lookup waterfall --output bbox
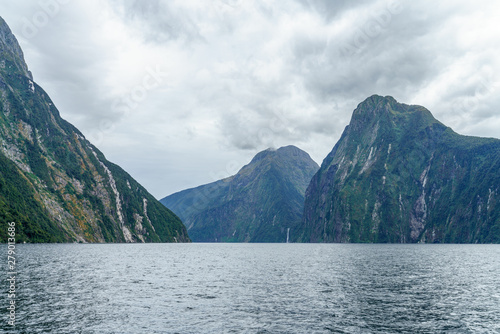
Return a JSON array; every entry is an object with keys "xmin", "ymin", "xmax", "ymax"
[{"xmin": 286, "ymin": 228, "xmax": 290, "ymax": 243}]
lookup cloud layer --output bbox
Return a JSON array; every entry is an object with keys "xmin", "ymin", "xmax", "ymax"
[{"xmin": 2, "ymin": 0, "xmax": 500, "ymax": 197}]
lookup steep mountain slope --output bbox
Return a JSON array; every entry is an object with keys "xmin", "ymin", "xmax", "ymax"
[
  {"xmin": 161, "ymin": 146, "xmax": 319, "ymax": 242},
  {"xmin": 298, "ymin": 95, "xmax": 500, "ymax": 243},
  {"xmin": 0, "ymin": 17, "xmax": 189, "ymax": 243}
]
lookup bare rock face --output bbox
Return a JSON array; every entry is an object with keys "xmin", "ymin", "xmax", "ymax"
[
  {"xmin": 0, "ymin": 17, "xmax": 189, "ymax": 243},
  {"xmin": 299, "ymin": 95, "xmax": 500, "ymax": 243}
]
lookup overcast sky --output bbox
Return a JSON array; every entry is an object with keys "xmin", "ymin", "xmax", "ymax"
[{"xmin": 2, "ymin": 0, "xmax": 500, "ymax": 198}]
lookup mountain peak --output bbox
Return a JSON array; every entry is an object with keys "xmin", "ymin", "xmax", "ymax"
[
  {"xmin": 361, "ymin": 94, "xmax": 397, "ymax": 106},
  {"xmin": 0, "ymin": 16, "xmax": 188, "ymax": 243},
  {"xmin": 277, "ymin": 145, "xmax": 303, "ymax": 155},
  {"xmin": 300, "ymin": 96, "xmax": 500, "ymax": 244},
  {"xmin": 352, "ymin": 95, "xmax": 403, "ymax": 118},
  {"xmin": 251, "ymin": 145, "xmax": 312, "ymax": 164},
  {"xmin": 0, "ymin": 16, "xmax": 31, "ymax": 78},
  {"xmin": 161, "ymin": 145, "xmax": 319, "ymax": 242},
  {"xmin": 347, "ymin": 94, "xmax": 440, "ymax": 137}
]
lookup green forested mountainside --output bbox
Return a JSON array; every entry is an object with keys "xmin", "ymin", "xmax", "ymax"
[
  {"xmin": 0, "ymin": 16, "xmax": 189, "ymax": 243},
  {"xmin": 161, "ymin": 146, "xmax": 319, "ymax": 242},
  {"xmin": 0, "ymin": 152, "xmax": 66, "ymax": 242},
  {"xmin": 298, "ymin": 95, "xmax": 500, "ymax": 243}
]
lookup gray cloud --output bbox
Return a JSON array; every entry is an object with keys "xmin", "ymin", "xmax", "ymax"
[
  {"xmin": 109, "ymin": 0, "xmax": 203, "ymax": 43},
  {"xmin": 290, "ymin": 1, "xmax": 441, "ymax": 101},
  {"xmin": 297, "ymin": 0, "xmax": 377, "ymax": 22},
  {"xmin": 1, "ymin": 0, "xmax": 500, "ymax": 197}
]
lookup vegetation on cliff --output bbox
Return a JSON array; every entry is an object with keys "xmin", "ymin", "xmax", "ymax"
[
  {"xmin": 0, "ymin": 17, "xmax": 189, "ymax": 243},
  {"xmin": 162, "ymin": 146, "xmax": 319, "ymax": 242},
  {"xmin": 299, "ymin": 95, "xmax": 500, "ymax": 243}
]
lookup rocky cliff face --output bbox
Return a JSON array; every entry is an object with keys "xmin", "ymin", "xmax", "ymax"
[
  {"xmin": 161, "ymin": 145, "xmax": 319, "ymax": 242},
  {"xmin": 0, "ymin": 17, "xmax": 189, "ymax": 243},
  {"xmin": 299, "ymin": 95, "xmax": 500, "ymax": 243}
]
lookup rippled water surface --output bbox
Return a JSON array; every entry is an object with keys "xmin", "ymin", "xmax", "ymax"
[{"xmin": 1, "ymin": 244, "xmax": 500, "ymax": 333}]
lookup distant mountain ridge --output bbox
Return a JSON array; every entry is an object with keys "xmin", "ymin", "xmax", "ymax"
[
  {"xmin": 297, "ymin": 95, "xmax": 500, "ymax": 243},
  {"xmin": 161, "ymin": 145, "xmax": 319, "ymax": 242},
  {"xmin": 0, "ymin": 16, "xmax": 189, "ymax": 242}
]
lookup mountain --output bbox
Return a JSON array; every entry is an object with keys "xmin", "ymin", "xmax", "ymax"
[
  {"xmin": 298, "ymin": 95, "xmax": 500, "ymax": 243},
  {"xmin": 0, "ymin": 17, "xmax": 189, "ymax": 243},
  {"xmin": 161, "ymin": 145, "xmax": 319, "ymax": 242}
]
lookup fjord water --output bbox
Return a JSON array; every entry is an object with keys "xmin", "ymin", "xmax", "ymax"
[{"xmin": 2, "ymin": 244, "xmax": 500, "ymax": 333}]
